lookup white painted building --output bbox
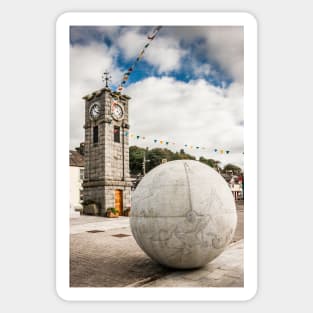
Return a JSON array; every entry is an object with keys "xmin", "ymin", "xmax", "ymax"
[
  {"xmin": 229, "ymin": 176, "xmax": 243, "ymax": 200},
  {"xmin": 70, "ymin": 149, "xmax": 84, "ymax": 217}
]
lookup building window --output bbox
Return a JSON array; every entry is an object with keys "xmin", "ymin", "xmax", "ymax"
[
  {"xmin": 79, "ymin": 168, "xmax": 84, "ymax": 180},
  {"xmin": 93, "ymin": 126, "xmax": 98, "ymax": 144},
  {"xmin": 114, "ymin": 126, "xmax": 120, "ymax": 143}
]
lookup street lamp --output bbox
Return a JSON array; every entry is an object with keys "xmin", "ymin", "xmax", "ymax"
[{"xmin": 142, "ymin": 151, "xmax": 151, "ymax": 175}]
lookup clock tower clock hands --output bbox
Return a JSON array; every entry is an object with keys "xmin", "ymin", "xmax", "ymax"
[
  {"xmin": 82, "ymin": 83, "xmax": 131, "ymax": 216},
  {"xmin": 81, "ymin": 27, "xmax": 163, "ymax": 216},
  {"xmin": 112, "ymin": 102, "xmax": 124, "ymax": 121},
  {"xmin": 89, "ymin": 102, "xmax": 101, "ymax": 120},
  {"xmin": 101, "ymin": 71, "xmax": 125, "ymax": 121}
]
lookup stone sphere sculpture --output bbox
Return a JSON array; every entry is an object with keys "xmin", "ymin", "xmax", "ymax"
[{"xmin": 130, "ymin": 160, "xmax": 237, "ymax": 269}]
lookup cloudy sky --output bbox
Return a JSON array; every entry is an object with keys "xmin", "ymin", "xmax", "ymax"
[{"xmin": 70, "ymin": 26, "xmax": 244, "ymax": 168}]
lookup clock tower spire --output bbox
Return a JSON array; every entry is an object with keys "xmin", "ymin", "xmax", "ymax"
[
  {"xmin": 101, "ymin": 71, "xmax": 111, "ymax": 88},
  {"xmin": 82, "ymin": 74, "xmax": 132, "ymax": 216}
]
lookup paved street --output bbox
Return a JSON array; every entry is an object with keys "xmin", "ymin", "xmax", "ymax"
[
  {"xmin": 70, "ymin": 202, "xmax": 243, "ymax": 287},
  {"xmin": 70, "ymin": 216, "xmax": 130, "ymax": 235}
]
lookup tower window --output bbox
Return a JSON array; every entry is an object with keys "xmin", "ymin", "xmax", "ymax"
[
  {"xmin": 93, "ymin": 126, "xmax": 99, "ymax": 144},
  {"xmin": 114, "ymin": 126, "xmax": 120, "ymax": 143}
]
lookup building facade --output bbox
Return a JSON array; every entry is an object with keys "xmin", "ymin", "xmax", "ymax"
[
  {"xmin": 69, "ymin": 149, "xmax": 84, "ymax": 217},
  {"xmin": 82, "ymin": 87, "xmax": 132, "ymax": 216}
]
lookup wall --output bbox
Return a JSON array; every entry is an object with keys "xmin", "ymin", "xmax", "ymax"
[{"xmin": 69, "ymin": 166, "xmax": 83, "ymax": 209}]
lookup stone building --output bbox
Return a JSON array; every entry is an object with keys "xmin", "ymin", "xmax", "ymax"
[
  {"xmin": 69, "ymin": 147, "xmax": 84, "ymax": 217},
  {"xmin": 82, "ymin": 87, "xmax": 132, "ymax": 216}
]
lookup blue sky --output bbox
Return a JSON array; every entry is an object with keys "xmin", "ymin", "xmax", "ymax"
[
  {"xmin": 70, "ymin": 26, "xmax": 244, "ymax": 168},
  {"xmin": 70, "ymin": 26, "xmax": 234, "ymax": 89}
]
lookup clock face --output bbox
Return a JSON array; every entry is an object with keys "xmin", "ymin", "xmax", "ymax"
[
  {"xmin": 112, "ymin": 103, "xmax": 124, "ymax": 120},
  {"xmin": 89, "ymin": 102, "xmax": 101, "ymax": 120}
]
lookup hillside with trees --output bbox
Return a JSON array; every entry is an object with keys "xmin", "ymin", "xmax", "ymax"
[
  {"xmin": 129, "ymin": 146, "xmax": 242, "ymax": 177},
  {"xmin": 129, "ymin": 146, "xmax": 195, "ymax": 176}
]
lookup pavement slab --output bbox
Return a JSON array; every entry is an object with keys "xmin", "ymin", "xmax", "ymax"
[
  {"xmin": 70, "ymin": 203, "xmax": 243, "ymax": 287},
  {"xmin": 130, "ymin": 240, "xmax": 243, "ymax": 287}
]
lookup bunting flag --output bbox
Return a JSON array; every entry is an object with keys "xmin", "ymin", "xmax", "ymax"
[
  {"xmin": 124, "ymin": 132, "xmax": 243, "ymax": 155},
  {"xmin": 138, "ymin": 50, "xmax": 145, "ymax": 59},
  {"xmin": 115, "ymin": 26, "xmax": 162, "ymax": 93},
  {"xmin": 107, "ymin": 27, "xmax": 241, "ymax": 157},
  {"xmin": 147, "ymin": 26, "xmax": 162, "ymax": 40}
]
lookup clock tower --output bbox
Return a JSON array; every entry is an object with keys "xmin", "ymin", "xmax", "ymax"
[{"xmin": 82, "ymin": 82, "xmax": 132, "ymax": 216}]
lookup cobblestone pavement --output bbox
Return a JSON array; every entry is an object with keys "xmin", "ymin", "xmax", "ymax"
[{"xmin": 70, "ymin": 202, "xmax": 244, "ymax": 287}]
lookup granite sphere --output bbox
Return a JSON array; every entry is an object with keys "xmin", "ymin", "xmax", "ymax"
[{"xmin": 130, "ymin": 160, "xmax": 237, "ymax": 269}]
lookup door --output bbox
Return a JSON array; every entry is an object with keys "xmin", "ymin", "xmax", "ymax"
[{"xmin": 114, "ymin": 190, "xmax": 123, "ymax": 216}]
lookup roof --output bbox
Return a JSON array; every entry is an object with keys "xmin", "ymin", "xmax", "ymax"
[
  {"xmin": 82, "ymin": 87, "xmax": 131, "ymax": 101},
  {"xmin": 70, "ymin": 150, "xmax": 84, "ymax": 167}
]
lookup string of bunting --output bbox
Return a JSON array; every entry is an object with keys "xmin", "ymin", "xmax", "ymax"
[
  {"xmin": 123, "ymin": 131, "xmax": 244, "ymax": 155},
  {"xmin": 109, "ymin": 27, "xmax": 242, "ymax": 156},
  {"xmin": 115, "ymin": 26, "xmax": 162, "ymax": 94}
]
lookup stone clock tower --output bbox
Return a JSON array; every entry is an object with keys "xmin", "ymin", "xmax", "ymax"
[{"xmin": 82, "ymin": 83, "xmax": 132, "ymax": 216}]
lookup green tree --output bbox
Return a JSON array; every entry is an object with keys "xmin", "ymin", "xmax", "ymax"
[
  {"xmin": 222, "ymin": 164, "xmax": 242, "ymax": 175},
  {"xmin": 129, "ymin": 146, "xmax": 146, "ymax": 175},
  {"xmin": 199, "ymin": 156, "xmax": 221, "ymax": 171},
  {"xmin": 146, "ymin": 148, "xmax": 172, "ymax": 172},
  {"xmin": 173, "ymin": 149, "xmax": 196, "ymax": 160},
  {"xmin": 129, "ymin": 146, "xmax": 196, "ymax": 175}
]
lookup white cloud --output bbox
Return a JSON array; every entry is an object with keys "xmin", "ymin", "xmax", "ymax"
[
  {"xmin": 117, "ymin": 29, "xmax": 187, "ymax": 73},
  {"xmin": 70, "ymin": 26, "xmax": 120, "ymax": 44},
  {"xmin": 117, "ymin": 29, "xmax": 146, "ymax": 59},
  {"xmin": 125, "ymin": 76, "xmax": 244, "ymax": 168},
  {"xmin": 70, "ymin": 43, "xmax": 123, "ymax": 148},
  {"xmin": 193, "ymin": 63, "xmax": 212, "ymax": 77},
  {"xmin": 204, "ymin": 27, "xmax": 244, "ymax": 83},
  {"xmin": 165, "ymin": 26, "xmax": 244, "ymax": 83},
  {"xmin": 70, "ymin": 26, "xmax": 244, "ymax": 169}
]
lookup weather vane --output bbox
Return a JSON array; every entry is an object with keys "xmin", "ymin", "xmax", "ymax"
[{"xmin": 102, "ymin": 71, "xmax": 112, "ymax": 88}]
